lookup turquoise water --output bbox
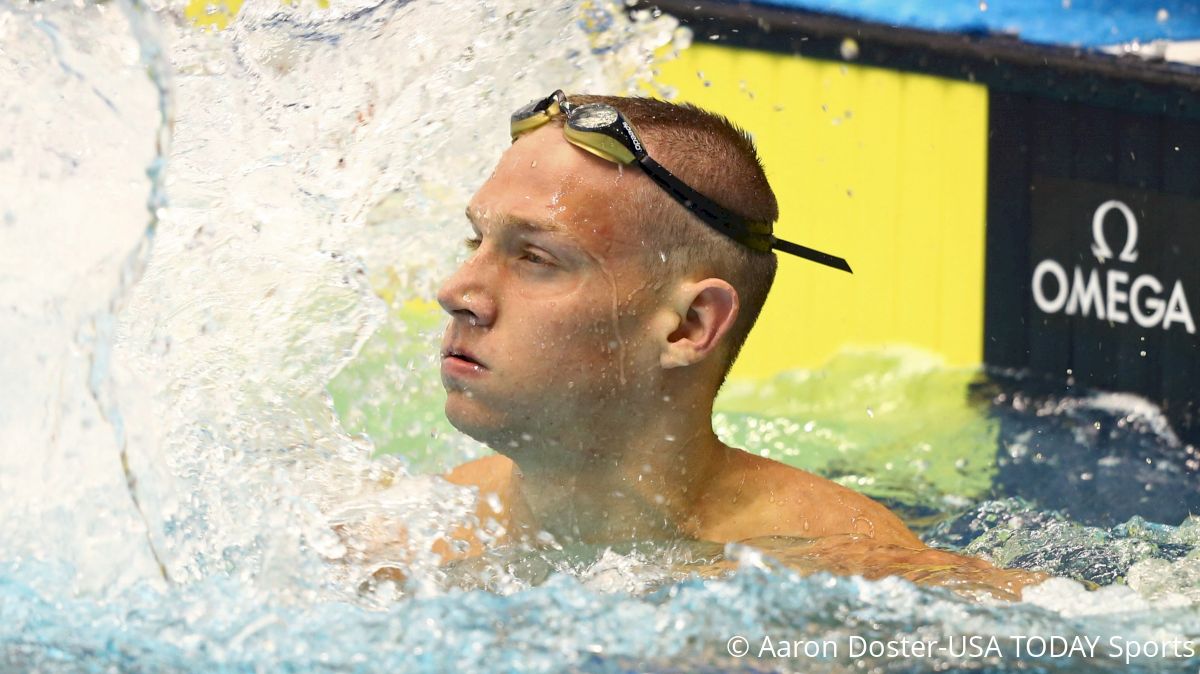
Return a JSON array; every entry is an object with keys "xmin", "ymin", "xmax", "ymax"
[
  {"xmin": 3, "ymin": 0, "xmax": 1200, "ymax": 671},
  {"xmin": 8, "ymin": 333, "xmax": 1200, "ymax": 672}
]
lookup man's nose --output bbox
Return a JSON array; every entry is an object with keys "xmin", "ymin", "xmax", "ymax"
[{"xmin": 436, "ymin": 256, "xmax": 497, "ymax": 328}]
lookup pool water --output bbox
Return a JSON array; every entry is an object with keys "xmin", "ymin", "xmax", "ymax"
[{"xmin": 3, "ymin": 0, "xmax": 1200, "ymax": 671}]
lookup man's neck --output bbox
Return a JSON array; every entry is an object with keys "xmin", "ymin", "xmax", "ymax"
[{"xmin": 498, "ymin": 403, "xmax": 729, "ymax": 546}]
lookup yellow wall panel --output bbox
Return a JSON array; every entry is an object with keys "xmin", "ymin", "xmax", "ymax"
[{"xmin": 655, "ymin": 44, "xmax": 989, "ymax": 378}]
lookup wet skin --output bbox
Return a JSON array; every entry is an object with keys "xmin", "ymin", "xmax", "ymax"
[{"xmin": 430, "ymin": 124, "xmax": 1045, "ymax": 600}]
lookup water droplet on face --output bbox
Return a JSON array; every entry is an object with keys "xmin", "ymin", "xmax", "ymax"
[{"xmin": 530, "ymin": 160, "xmax": 537, "ymax": 168}]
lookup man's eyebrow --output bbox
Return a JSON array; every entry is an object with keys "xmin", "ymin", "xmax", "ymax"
[{"xmin": 464, "ymin": 207, "xmax": 568, "ymax": 235}]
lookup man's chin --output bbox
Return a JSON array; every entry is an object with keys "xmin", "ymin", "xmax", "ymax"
[
  {"xmin": 443, "ymin": 394, "xmax": 507, "ymax": 445},
  {"xmin": 443, "ymin": 395, "xmax": 554, "ymax": 453}
]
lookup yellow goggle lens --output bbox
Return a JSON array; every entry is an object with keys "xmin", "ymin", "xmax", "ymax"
[{"xmin": 562, "ymin": 126, "xmax": 636, "ymax": 165}]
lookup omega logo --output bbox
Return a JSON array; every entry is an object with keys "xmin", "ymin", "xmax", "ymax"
[
  {"xmin": 1031, "ymin": 199, "xmax": 1195, "ymax": 334},
  {"xmin": 1090, "ymin": 200, "xmax": 1139, "ymax": 263}
]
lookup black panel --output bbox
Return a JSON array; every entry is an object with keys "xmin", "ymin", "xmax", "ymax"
[
  {"xmin": 1025, "ymin": 98, "xmax": 1074, "ymax": 382},
  {"xmin": 983, "ymin": 92, "xmax": 1031, "ymax": 370},
  {"xmin": 1160, "ymin": 119, "xmax": 1200, "ymax": 435},
  {"xmin": 1114, "ymin": 111, "xmax": 1163, "ymax": 398},
  {"xmin": 1069, "ymin": 107, "xmax": 1119, "ymax": 391},
  {"xmin": 986, "ymin": 93, "xmax": 1200, "ymax": 444}
]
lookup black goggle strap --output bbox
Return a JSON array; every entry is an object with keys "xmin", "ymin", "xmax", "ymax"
[
  {"xmin": 638, "ymin": 155, "xmax": 772, "ymax": 251},
  {"xmin": 638, "ymin": 156, "xmax": 852, "ymax": 273},
  {"xmin": 770, "ymin": 237, "xmax": 853, "ymax": 273}
]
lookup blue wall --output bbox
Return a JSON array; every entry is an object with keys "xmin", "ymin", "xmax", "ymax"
[{"xmin": 746, "ymin": 0, "xmax": 1200, "ymax": 48}]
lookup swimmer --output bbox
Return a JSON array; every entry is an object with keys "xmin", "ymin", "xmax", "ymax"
[{"xmin": 429, "ymin": 91, "xmax": 1041, "ymax": 598}]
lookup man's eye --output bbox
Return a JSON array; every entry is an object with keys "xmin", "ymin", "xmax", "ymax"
[
  {"xmin": 464, "ymin": 236, "xmax": 482, "ymax": 250},
  {"xmin": 521, "ymin": 249, "xmax": 554, "ymax": 267}
]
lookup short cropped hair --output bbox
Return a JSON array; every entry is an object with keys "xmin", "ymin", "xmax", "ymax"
[{"xmin": 568, "ymin": 95, "xmax": 779, "ymax": 387}]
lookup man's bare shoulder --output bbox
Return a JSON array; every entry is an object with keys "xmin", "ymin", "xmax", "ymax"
[
  {"xmin": 698, "ymin": 447, "xmax": 923, "ymax": 548},
  {"xmin": 443, "ymin": 453, "xmax": 513, "ymax": 492},
  {"xmin": 435, "ymin": 454, "xmax": 516, "ymax": 559}
]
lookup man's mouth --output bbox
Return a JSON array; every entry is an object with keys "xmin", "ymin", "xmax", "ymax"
[{"xmin": 442, "ymin": 347, "xmax": 487, "ymax": 369}]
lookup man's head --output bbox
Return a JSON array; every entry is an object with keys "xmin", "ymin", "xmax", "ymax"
[
  {"xmin": 437, "ymin": 93, "xmax": 778, "ymax": 452},
  {"xmin": 567, "ymin": 94, "xmax": 779, "ymax": 375}
]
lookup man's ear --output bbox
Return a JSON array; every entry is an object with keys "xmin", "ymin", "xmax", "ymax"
[{"xmin": 660, "ymin": 279, "xmax": 740, "ymax": 369}]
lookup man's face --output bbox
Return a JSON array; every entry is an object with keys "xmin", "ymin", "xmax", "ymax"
[{"xmin": 436, "ymin": 124, "xmax": 664, "ymax": 449}]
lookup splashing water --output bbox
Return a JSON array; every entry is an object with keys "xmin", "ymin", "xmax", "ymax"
[
  {"xmin": 1, "ymin": 0, "xmax": 172, "ymax": 596},
  {"xmin": 1, "ymin": 0, "xmax": 677, "ymax": 600},
  {"xmin": 3, "ymin": 0, "xmax": 1200, "ymax": 672}
]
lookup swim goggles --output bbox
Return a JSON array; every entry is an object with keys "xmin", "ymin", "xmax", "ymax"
[{"xmin": 510, "ymin": 90, "xmax": 852, "ymax": 273}]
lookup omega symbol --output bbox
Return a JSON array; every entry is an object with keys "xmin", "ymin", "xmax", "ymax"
[
  {"xmin": 1030, "ymin": 195, "xmax": 1195, "ymax": 334},
  {"xmin": 1091, "ymin": 200, "xmax": 1139, "ymax": 263}
]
